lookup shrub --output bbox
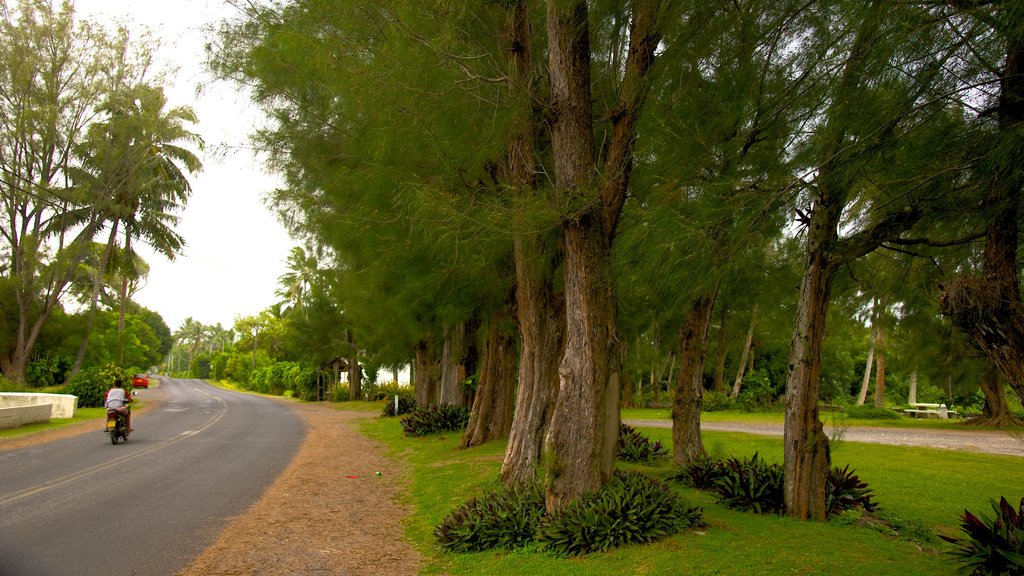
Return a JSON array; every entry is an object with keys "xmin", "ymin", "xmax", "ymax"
[
  {"xmin": 735, "ymin": 369, "xmax": 777, "ymax": 411},
  {"xmin": 827, "ymin": 464, "xmax": 878, "ymax": 516},
  {"xmin": 843, "ymin": 405, "xmax": 901, "ymax": 420},
  {"xmin": 400, "ymin": 403, "xmax": 470, "ymax": 436},
  {"xmin": 26, "ymin": 353, "xmax": 72, "ymax": 388},
  {"xmin": 711, "ymin": 453, "xmax": 786, "ymax": 514},
  {"xmin": 538, "ymin": 470, "xmax": 704, "ymax": 556},
  {"xmin": 435, "ymin": 482, "xmax": 546, "ymax": 552},
  {"xmin": 702, "ymin": 390, "xmax": 733, "ymax": 412},
  {"xmin": 672, "ymin": 454, "xmax": 729, "ymax": 489},
  {"xmin": 382, "ymin": 390, "xmax": 416, "ymax": 417},
  {"xmin": 63, "ymin": 364, "xmax": 134, "ymax": 408},
  {"xmin": 618, "ymin": 423, "xmax": 668, "ymax": 463},
  {"xmin": 941, "ymin": 497, "xmax": 1024, "ymax": 576}
]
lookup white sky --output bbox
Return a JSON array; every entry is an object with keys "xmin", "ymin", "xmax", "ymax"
[{"xmin": 72, "ymin": 0, "xmax": 295, "ymax": 333}]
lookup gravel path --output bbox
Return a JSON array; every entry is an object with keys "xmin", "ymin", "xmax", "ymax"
[{"xmin": 625, "ymin": 419, "xmax": 1024, "ymax": 457}]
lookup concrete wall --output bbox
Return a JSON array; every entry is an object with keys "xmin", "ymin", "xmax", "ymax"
[
  {"xmin": 0, "ymin": 403, "xmax": 52, "ymax": 430},
  {"xmin": 0, "ymin": 393, "xmax": 78, "ymax": 418}
]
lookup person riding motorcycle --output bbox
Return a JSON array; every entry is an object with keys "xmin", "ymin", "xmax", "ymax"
[{"xmin": 104, "ymin": 378, "xmax": 133, "ymax": 432}]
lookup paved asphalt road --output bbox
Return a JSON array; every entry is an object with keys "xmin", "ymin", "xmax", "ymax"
[{"xmin": 0, "ymin": 378, "xmax": 305, "ymax": 576}]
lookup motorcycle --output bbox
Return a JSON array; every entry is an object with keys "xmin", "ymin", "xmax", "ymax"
[{"xmin": 106, "ymin": 405, "xmax": 131, "ymax": 445}]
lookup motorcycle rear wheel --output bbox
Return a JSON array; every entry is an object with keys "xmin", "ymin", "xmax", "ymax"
[{"xmin": 110, "ymin": 427, "xmax": 119, "ymax": 445}]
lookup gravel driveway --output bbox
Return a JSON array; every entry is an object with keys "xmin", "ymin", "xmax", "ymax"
[{"xmin": 624, "ymin": 419, "xmax": 1024, "ymax": 457}]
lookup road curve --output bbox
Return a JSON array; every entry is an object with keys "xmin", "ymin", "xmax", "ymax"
[
  {"xmin": 625, "ymin": 419, "xmax": 1024, "ymax": 457},
  {"xmin": 0, "ymin": 378, "xmax": 305, "ymax": 576}
]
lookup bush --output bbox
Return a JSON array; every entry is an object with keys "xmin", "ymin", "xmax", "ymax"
[
  {"xmin": 400, "ymin": 403, "xmax": 470, "ymax": 436},
  {"xmin": 702, "ymin": 390, "xmax": 733, "ymax": 412},
  {"xmin": 678, "ymin": 454, "xmax": 878, "ymax": 519},
  {"xmin": 538, "ymin": 470, "xmax": 704, "ymax": 556},
  {"xmin": 618, "ymin": 423, "xmax": 668, "ymax": 463},
  {"xmin": 941, "ymin": 497, "xmax": 1024, "ymax": 576},
  {"xmin": 827, "ymin": 465, "xmax": 878, "ymax": 517},
  {"xmin": 843, "ymin": 405, "xmax": 901, "ymax": 420},
  {"xmin": 63, "ymin": 364, "xmax": 134, "ymax": 408},
  {"xmin": 734, "ymin": 369, "xmax": 778, "ymax": 411},
  {"xmin": 435, "ymin": 482, "xmax": 546, "ymax": 552},
  {"xmin": 26, "ymin": 353, "xmax": 72, "ymax": 388},
  {"xmin": 711, "ymin": 453, "xmax": 786, "ymax": 514},
  {"xmin": 382, "ymin": 390, "xmax": 416, "ymax": 417},
  {"xmin": 673, "ymin": 454, "xmax": 729, "ymax": 489}
]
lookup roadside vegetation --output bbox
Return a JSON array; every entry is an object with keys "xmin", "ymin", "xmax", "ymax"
[{"xmin": 364, "ymin": 411, "xmax": 1023, "ymax": 576}]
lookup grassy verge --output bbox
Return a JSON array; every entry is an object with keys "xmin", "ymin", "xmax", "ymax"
[
  {"xmin": 0, "ymin": 407, "xmax": 107, "ymax": 440},
  {"xmin": 363, "ymin": 413, "xmax": 1023, "ymax": 576}
]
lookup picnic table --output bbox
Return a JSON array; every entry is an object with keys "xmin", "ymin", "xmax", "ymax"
[{"xmin": 902, "ymin": 402, "xmax": 958, "ymax": 419}]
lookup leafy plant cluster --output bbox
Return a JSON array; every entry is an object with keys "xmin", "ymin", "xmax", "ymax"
[
  {"xmin": 26, "ymin": 353, "xmax": 73, "ymax": 389},
  {"xmin": 702, "ymin": 391, "xmax": 734, "ymax": 412},
  {"xmin": 400, "ymin": 403, "xmax": 470, "ymax": 436},
  {"xmin": 436, "ymin": 471, "xmax": 704, "ymax": 556},
  {"xmin": 382, "ymin": 390, "xmax": 416, "ymax": 417},
  {"xmin": 248, "ymin": 361, "xmax": 317, "ymax": 398},
  {"xmin": 618, "ymin": 423, "xmax": 668, "ymax": 462},
  {"xmin": 675, "ymin": 453, "xmax": 877, "ymax": 518},
  {"xmin": 941, "ymin": 496, "xmax": 1024, "ymax": 576},
  {"xmin": 435, "ymin": 481, "xmax": 546, "ymax": 552},
  {"xmin": 843, "ymin": 405, "xmax": 901, "ymax": 420},
  {"xmin": 63, "ymin": 364, "xmax": 135, "ymax": 408}
]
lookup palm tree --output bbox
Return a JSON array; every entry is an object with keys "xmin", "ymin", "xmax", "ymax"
[
  {"xmin": 69, "ymin": 84, "xmax": 202, "ymax": 376},
  {"xmin": 276, "ymin": 246, "xmax": 320, "ymax": 316},
  {"xmin": 173, "ymin": 317, "xmax": 207, "ymax": 369}
]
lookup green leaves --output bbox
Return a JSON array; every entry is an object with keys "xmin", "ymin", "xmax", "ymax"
[
  {"xmin": 435, "ymin": 471, "xmax": 704, "ymax": 557},
  {"xmin": 399, "ymin": 403, "xmax": 470, "ymax": 436},
  {"xmin": 537, "ymin": 470, "xmax": 705, "ymax": 556},
  {"xmin": 941, "ymin": 497, "xmax": 1024, "ymax": 576},
  {"xmin": 617, "ymin": 423, "xmax": 668, "ymax": 463}
]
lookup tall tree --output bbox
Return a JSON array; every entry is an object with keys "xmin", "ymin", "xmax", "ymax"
[
  {"xmin": 939, "ymin": 1, "xmax": 1024, "ymax": 405},
  {"xmin": 0, "ymin": 0, "xmax": 120, "ymax": 383},
  {"xmin": 781, "ymin": 0, "xmax": 972, "ymax": 519},
  {"xmin": 542, "ymin": 0, "xmax": 663, "ymax": 508},
  {"xmin": 69, "ymin": 83, "xmax": 201, "ymax": 376}
]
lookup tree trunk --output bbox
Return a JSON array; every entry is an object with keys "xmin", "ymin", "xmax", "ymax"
[
  {"xmin": 940, "ymin": 4, "xmax": 1024, "ymax": 405},
  {"xmin": 502, "ymin": 235, "xmax": 564, "ymax": 485},
  {"xmin": 413, "ymin": 340, "xmax": 439, "ymax": 406},
  {"xmin": 672, "ymin": 292, "xmax": 717, "ymax": 466},
  {"xmin": 969, "ymin": 367, "xmax": 1023, "ymax": 427},
  {"xmin": 71, "ymin": 221, "xmax": 120, "ymax": 379},
  {"xmin": 873, "ymin": 326, "xmax": 886, "ymax": 408},
  {"xmin": 346, "ymin": 329, "xmax": 362, "ymax": 401},
  {"xmin": 855, "ymin": 328, "xmax": 876, "ymax": 405},
  {"xmin": 783, "ymin": 238, "xmax": 834, "ymax": 520},
  {"xmin": 713, "ymin": 330, "xmax": 727, "ymax": 393},
  {"xmin": 461, "ymin": 317, "xmax": 517, "ymax": 448},
  {"xmin": 542, "ymin": 0, "xmax": 661, "ymax": 510},
  {"xmin": 498, "ymin": 0, "xmax": 566, "ymax": 487},
  {"xmin": 621, "ymin": 342, "xmax": 635, "ymax": 409},
  {"xmin": 731, "ymin": 305, "xmax": 758, "ymax": 397},
  {"xmin": 439, "ymin": 323, "xmax": 469, "ymax": 406}
]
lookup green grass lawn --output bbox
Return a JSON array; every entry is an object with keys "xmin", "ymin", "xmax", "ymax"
[
  {"xmin": 363, "ymin": 410, "xmax": 1024, "ymax": 576},
  {"xmin": 0, "ymin": 406, "xmax": 107, "ymax": 440}
]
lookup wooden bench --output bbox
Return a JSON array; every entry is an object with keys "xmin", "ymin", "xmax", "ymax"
[{"xmin": 902, "ymin": 403, "xmax": 958, "ymax": 419}]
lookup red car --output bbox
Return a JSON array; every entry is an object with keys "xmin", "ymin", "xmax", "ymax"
[{"xmin": 132, "ymin": 373, "xmax": 150, "ymax": 388}]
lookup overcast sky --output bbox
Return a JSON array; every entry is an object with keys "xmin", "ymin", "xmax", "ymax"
[{"xmin": 73, "ymin": 0, "xmax": 295, "ymax": 333}]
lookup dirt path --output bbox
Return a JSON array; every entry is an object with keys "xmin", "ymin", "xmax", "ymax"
[
  {"xmin": 177, "ymin": 402, "xmax": 423, "ymax": 576},
  {"xmin": 625, "ymin": 419, "xmax": 1024, "ymax": 457}
]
